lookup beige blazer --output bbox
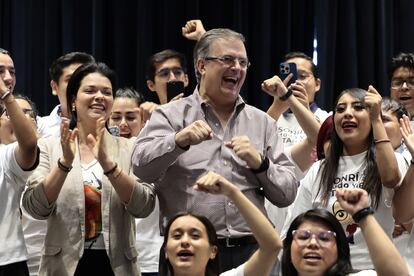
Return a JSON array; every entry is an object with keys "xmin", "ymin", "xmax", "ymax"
[{"xmin": 22, "ymin": 131, "xmax": 155, "ymax": 276}]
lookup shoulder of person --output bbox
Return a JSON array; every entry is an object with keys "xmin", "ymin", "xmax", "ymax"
[{"xmin": 348, "ymin": 269, "xmax": 377, "ymax": 276}]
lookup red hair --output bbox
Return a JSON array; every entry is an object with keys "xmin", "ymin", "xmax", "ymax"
[{"xmin": 316, "ymin": 115, "xmax": 333, "ymax": 160}]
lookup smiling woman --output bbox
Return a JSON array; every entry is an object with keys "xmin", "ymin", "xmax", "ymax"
[
  {"xmin": 159, "ymin": 171, "xmax": 283, "ymax": 276},
  {"xmin": 282, "ymin": 188, "xmax": 409, "ymax": 276},
  {"xmin": 108, "ymin": 87, "xmax": 145, "ymax": 138},
  {"xmin": 22, "ymin": 62, "xmax": 155, "ymax": 276},
  {"xmin": 281, "ymin": 86, "xmax": 407, "ymax": 271}
]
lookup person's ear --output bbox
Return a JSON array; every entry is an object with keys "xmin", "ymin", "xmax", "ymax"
[
  {"xmin": 50, "ymin": 80, "xmax": 58, "ymax": 96},
  {"xmin": 197, "ymin": 59, "xmax": 206, "ymax": 77},
  {"xmin": 314, "ymin": 77, "xmax": 321, "ymax": 93},
  {"xmin": 146, "ymin": 80, "xmax": 156, "ymax": 92},
  {"xmin": 183, "ymin": 74, "xmax": 189, "ymax": 88},
  {"xmin": 210, "ymin": 245, "xmax": 218, "ymax": 259}
]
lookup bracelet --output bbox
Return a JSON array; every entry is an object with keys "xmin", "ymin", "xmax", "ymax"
[
  {"xmin": 251, "ymin": 155, "xmax": 270, "ymax": 174},
  {"xmin": 352, "ymin": 206, "xmax": 374, "ymax": 223},
  {"xmin": 57, "ymin": 158, "xmax": 72, "ymax": 173},
  {"xmin": 112, "ymin": 166, "xmax": 123, "ymax": 179},
  {"xmin": 0, "ymin": 90, "xmax": 11, "ymax": 101},
  {"xmin": 104, "ymin": 162, "xmax": 118, "ymax": 177},
  {"xmin": 374, "ymin": 139, "xmax": 391, "ymax": 144},
  {"xmin": 279, "ymin": 89, "xmax": 292, "ymax": 101}
]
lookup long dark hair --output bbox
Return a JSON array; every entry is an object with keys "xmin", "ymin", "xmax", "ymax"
[
  {"xmin": 66, "ymin": 62, "xmax": 116, "ymax": 128},
  {"xmin": 318, "ymin": 88, "xmax": 382, "ymax": 209},
  {"xmin": 282, "ymin": 209, "xmax": 353, "ymax": 276},
  {"xmin": 159, "ymin": 212, "xmax": 221, "ymax": 276}
]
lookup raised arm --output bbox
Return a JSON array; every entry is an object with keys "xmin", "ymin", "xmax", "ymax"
[
  {"xmin": 0, "ymin": 78, "xmax": 37, "ymax": 169},
  {"xmin": 86, "ymin": 117, "xmax": 155, "ymax": 216},
  {"xmin": 41, "ymin": 118, "xmax": 78, "ymax": 204},
  {"xmin": 336, "ymin": 188, "xmax": 409, "ymax": 276},
  {"xmin": 365, "ymin": 85, "xmax": 401, "ymax": 188},
  {"xmin": 195, "ymin": 172, "xmax": 282, "ymax": 276},
  {"xmin": 182, "ymin": 19, "xmax": 206, "ymax": 41},
  {"xmin": 393, "ymin": 114, "xmax": 414, "ymax": 223},
  {"xmin": 262, "ymin": 75, "xmax": 321, "ymax": 171}
]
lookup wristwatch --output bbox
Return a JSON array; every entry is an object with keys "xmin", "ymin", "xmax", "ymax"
[{"xmin": 279, "ymin": 89, "xmax": 292, "ymax": 101}]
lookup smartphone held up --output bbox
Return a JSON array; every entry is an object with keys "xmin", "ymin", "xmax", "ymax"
[
  {"xmin": 166, "ymin": 80, "xmax": 185, "ymax": 102},
  {"xmin": 279, "ymin": 62, "xmax": 298, "ymax": 87}
]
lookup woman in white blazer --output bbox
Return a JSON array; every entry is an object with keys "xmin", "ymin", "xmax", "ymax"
[{"xmin": 22, "ymin": 62, "xmax": 155, "ymax": 276}]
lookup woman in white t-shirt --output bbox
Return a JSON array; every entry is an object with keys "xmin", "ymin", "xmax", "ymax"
[
  {"xmin": 282, "ymin": 87, "xmax": 407, "ymax": 270},
  {"xmin": 281, "ymin": 188, "xmax": 408, "ymax": 276},
  {"xmin": 158, "ymin": 171, "xmax": 282, "ymax": 276}
]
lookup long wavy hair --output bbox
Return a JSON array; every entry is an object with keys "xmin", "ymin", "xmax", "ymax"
[
  {"xmin": 282, "ymin": 209, "xmax": 353, "ymax": 276},
  {"xmin": 159, "ymin": 212, "xmax": 221, "ymax": 276},
  {"xmin": 318, "ymin": 88, "xmax": 382, "ymax": 209}
]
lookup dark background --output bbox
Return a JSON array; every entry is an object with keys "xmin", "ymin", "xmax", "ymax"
[{"xmin": 1, "ymin": 0, "xmax": 413, "ymax": 116}]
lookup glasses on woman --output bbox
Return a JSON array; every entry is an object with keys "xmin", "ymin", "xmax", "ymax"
[
  {"xmin": 391, "ymin": 77, "xmax": 414, "ymax": 89},
  {"xmin": 292, "ymin": 229, "xmax": 336, "ymax": 248}
]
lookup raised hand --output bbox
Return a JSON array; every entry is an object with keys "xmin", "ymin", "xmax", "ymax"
[
  {"xmin": 261, "ymin": 75, "xmax": 290, "ymax": 98},
  {"xmin": 86, "ymin": 117, "xmax": 111, "ymax": 168},
  {"xmin": 175, "ymin": 120, "xmax": 213, "ymax": 148},
  {"xmin": 140, "ymin": 101, "xmax": 159, "ymax": 123},
  {"xmin": 336, "ymin": 188, "xmax": 370, "ymax": 216},
  {"xmin": 60, "ymin": 117, "xmax": 78, "ymax": 167},
  {"xmin": 289, "ymin": 81, "xmax": 309, "ymax": 109},
  {"xmin": 225, "ymin": 136, "xmax": 262, "ymax": 170},
  {"xmin": 400, "ymin": 114, "xmax": 414, "ymax": 157},
  {"xmin": 194, "ymin": 171, "xmax": 237, "ymax": 197},
  {"xmin": 365, "ymin": 85, "xmax": 382, "ymax": 121},
  {"xmin": 182, "ymin": 19, "xmax": 206, "ymax": 41}
]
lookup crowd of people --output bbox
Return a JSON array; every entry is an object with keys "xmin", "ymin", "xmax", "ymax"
[{"xmin": 0, "ymin": 19, "xmax": 413, "ymax": 276}]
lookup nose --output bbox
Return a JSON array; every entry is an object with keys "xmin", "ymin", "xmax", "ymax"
[
  {"xmin": 343, "ymin": 105, "xmax": 354, "ymax": 118},
  {"xmin": 119, "ymin": 116, "xmax": 128, "ymax": 127},
  {"xmin": 231, "ymin": 59, "xmax": 243, "ymax": 70},
  {"xmin": 401, "ymin": 81, "xmax": 409, "ymax": 90},
  {"xmin": 307, "ymin": 235, "xmax": 320, "ymax": 248},
  {"xmin": 2, "ymin": 69, "xmax": 13, "ymax": 84},
  {"xmin": 180, "ymin": 234, "xmax": 190, "ymax": 247},
  {"xmin": 168, "ymin": 70, "xmax": 178, "ymax": 81},
  {"xmin": 95, "ymin": 90, "xmax": 105, "ymax": 100}
]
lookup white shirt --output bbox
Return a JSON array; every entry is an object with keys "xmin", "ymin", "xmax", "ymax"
[
  {"xmin": 220, "ymin": 263, "xmax": 244, "ymax": 276},
  {"xmin": 135, "ymin": 198, "xmax": 163, "ymax": 273},
  {"xmin": 0, "ymin": 143, "xmax": 35, "ymax": 265},
  {"xmin": 37, "ymin": 105, "xmax": 61, "ymax": 138},
  {"xmin": 281, "ymin": 151, "xmax": 408, "ymax": 270}
]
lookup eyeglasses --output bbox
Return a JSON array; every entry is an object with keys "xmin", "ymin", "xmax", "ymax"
[
  {"xmin": 1, "ymin": 108, "xmax": 36, "ymax": 119},
  {"xmin": 292, "ymin": 229, "xmax": 336, "ymax": 248},
  {"xmin": 156, "ymin": 67, "xmax": 185, "ymax": 79},
  {"xmin": 391, "ymin": 77, "xmax": 414, "ymax": 89},
  {"xmin": 205, "ymin": 55, "xmax": 251, "ymax": 69}
]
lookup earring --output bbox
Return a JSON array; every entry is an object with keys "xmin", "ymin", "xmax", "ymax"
[{"xmin": 72, "ymin": 103, "xmax": 76, "ymax": 112}]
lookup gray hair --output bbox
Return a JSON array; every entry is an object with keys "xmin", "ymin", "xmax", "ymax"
[
  {"xmin": 193, "ymin": 28, "xmax": 246, "ymax": 82},
  {"xmin": 0, "ymin": 48, "xmax": 10, "ymax": 55}
]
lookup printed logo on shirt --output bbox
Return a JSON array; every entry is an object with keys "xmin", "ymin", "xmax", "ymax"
[
  {"xmin": 277, "ymin": 126, "xmax": 306, "ymax": 146},
  {"xmin": 330, "ymin": 170, "xmax": 366, "ymax": 244},
  {"xmin": 84, "ymin": 176, "xmax": 102, "ymax": 241},
  {"xmin": 332, "ymin": 200, "xmax": 358, "ymax": 244}
]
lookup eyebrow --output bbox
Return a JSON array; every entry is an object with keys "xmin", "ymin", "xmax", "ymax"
[{"xmin": 0, "ymin": 65, "xmax": 15, "ymax": 70}]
